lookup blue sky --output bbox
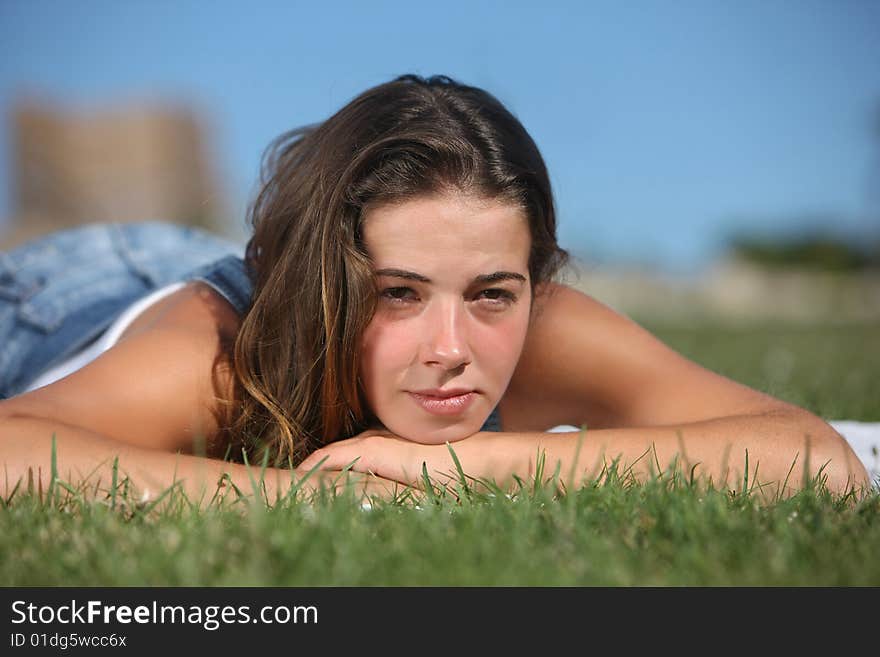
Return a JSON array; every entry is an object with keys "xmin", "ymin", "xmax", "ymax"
[{"xmin": 1, "ymin": 0, "xmax": 878, "ymax": 273}]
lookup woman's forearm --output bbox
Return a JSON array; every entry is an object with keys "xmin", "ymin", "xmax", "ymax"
[
  {"xmin": 0, "ymin": 414, "xmax": 402, "ymax": 507},
  {"xmin": 533, "ymin": 409, "xmax": 871, "ymax": 498}
]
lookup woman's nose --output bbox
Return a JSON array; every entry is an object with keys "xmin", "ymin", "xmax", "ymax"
[{"xmin": 422, "ymin": 300, "xmax": 471, "ymax": 370}]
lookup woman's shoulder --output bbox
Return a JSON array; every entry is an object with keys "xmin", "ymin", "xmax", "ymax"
[
  {"xmin": 525, "ymin": 281, "xmax": 620, "ymax": 340},
  {"xmin": 500, "ymin": 281, "xmax": 785, "ymax": 433},
  {"xmin": 0, "ymin": 281, "xmax": 243, "ymax": 457},
  {"xmin": 501, "ymin": 280, "xmax": 686, "ymax": 430},
  {"xmin": 499, "ymin": 282, "xmax": 621, "ymax": 430}
]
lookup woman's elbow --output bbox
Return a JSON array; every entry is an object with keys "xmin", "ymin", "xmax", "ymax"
[{"xmin": 805, "ymin": 424, "xmax": 872, "ymax": 496}]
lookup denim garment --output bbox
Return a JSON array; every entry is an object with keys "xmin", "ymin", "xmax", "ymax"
[
  {"xmin": 0, "ymin": 221, "xmax": 249, "ymax": 399},
  {"xmin": 481, "ymin": 407, "xmax": 501, "ymax": 432}
]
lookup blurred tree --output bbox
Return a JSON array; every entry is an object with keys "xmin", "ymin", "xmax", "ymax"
[{"xmin": 727, "ymin": 231, "xmax": 878, "ymax": 272}]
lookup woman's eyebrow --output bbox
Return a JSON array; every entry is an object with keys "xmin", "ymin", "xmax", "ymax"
[
  {"xmin": 374, "ymin": 268, "xmax": 526, "ymax": 284},
  {"xmin": 473, "ymin": 271, "xmax": 527, "ymax": 285},
  {"xmin": 374, "ymin": 268, "xmax": 431, "ymax": 282}
]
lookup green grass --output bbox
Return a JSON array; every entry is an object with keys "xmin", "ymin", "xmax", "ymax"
[
  {"xmin": 2, "ymin": 320, "xmax": 879, "ymax": 586},
  {"xmin": 643, "ymin": 318, "xmax": 880, "ymax": 422}
]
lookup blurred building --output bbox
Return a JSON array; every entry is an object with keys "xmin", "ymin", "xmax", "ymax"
[{"xmin": 2, "ymin": 99, "xmax": 227, "ymax": 250}]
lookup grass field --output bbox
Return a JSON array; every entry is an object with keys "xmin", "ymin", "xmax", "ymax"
[
  {"xmin": 2, "ymin": 320, "xmax": 878, "ymax": 586},
  {"xmin": 645, "ymin": 319, "xmax": 880, "ymax": 422}
]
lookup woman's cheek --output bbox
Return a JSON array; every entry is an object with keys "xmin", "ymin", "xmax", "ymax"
[
  {"xmin": 359, "ymin": 318, "xmax": 413, "ymax": 397},
  {"xmin": 482, "ymin": 313, "xmax": 530, "ymax": 378}
]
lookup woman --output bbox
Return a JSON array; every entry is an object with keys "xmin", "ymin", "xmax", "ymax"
[{"xmin": 0, "ymin": 74, "xmax": 872, "ymax": 505}]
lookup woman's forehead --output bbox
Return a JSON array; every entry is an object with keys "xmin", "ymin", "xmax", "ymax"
[{"xmin": 362, "ymin": 193, "xmax": 530, "ymax": 270}]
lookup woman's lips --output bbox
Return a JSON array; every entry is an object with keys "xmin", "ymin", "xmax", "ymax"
[{"xmin": 408, "ymin": 390, "xmax": 476, "ymax": 416}]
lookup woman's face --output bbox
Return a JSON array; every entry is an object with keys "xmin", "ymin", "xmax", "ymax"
[{"xmin": 359, "ymin": 192, "xmax": 532, "ymax": 444}]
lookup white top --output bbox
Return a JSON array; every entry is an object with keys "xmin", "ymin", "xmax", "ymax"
[{"xmin": 24, "ymin": 281, "xmax": 187, "ymax": 393}]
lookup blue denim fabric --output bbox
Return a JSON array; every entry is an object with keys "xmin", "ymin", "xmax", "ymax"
[
  {"xmin": 181, "ymin": 254, "xmax": 255, "ymax": 317},
  {"xmin": 481, "ymin": 407, "xmax": 501, "ymax": 432},
  {"xmin": 0, "ymin": 221, "xmax": 248, "ymax": 399}
]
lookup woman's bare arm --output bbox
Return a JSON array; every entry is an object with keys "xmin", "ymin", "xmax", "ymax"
[
  {"xmin": 530, "ymin": 409, "xmax": 871, "ymax": 497},
  {"xmin": 0, "ymin": 412, "xmax": 403, "ymax": 506},
  {"xmin": 0, "ymin": 282, "xmax": 403, "ymax": 506},
  {"xmin": 485, "ymin": 283, "xmax": 870, "ymax": 496},
  {"xmin": 0, "ymin": 283, "xmax": 239, "ymax": 454},
  {"xmin": 300, "ymin": 406, "xmax": 871, "ymax": 500}
]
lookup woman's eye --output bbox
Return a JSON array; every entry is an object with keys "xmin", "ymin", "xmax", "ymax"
[
  {"xmin": 380, "ymin": 287, "xmax": 418, "ymax": 303},
  {"xmin": 476, "ymin": 288, "xmax": 516, "ymax": 306}
]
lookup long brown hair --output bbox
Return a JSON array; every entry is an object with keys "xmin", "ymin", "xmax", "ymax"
[{"xmin": 221, "ymin": 74, "xmax": 568, "ymax": 468}]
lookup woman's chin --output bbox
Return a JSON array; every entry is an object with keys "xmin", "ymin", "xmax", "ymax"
[{"xmin": 383, "ymin": 418, "xmax": 482, "ymax": 445}]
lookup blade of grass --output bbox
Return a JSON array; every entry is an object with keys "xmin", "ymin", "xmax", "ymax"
[
  {"xmin": 286, "ymin": 454, "xmax": 331, "ymax": 502},
  {"xmin": 54, "ymin": 479, "xmax": 79, "ymax": 501},
  {"xmin": 110, "ymin": 456, "xmax": 119, "ymax": 511},
  {"xmin": 566, "ymin": 425, "xmax": 588, "ymax": 492},
  {"xmin": 548, "ymin": 459, "xmax": 563, "ymax": 497},
  {"xmin": 240, "ymin": 447, "xmax": 270, "ymax": 508},
  {"xmin": 445, "ymin": 442, "xmax": 471, "ymax": 500},
  {"xmin": 45, "ymin": 433, "xmax": 58, "ymax": 507},
  {"xmin": 532, "ymin": 446, "xmax": 546, "ymax": 490},
  {"xmin": 2, "ymin": 478, "xmax": 21, "ymax": 507},
  {"xmin": 801, "ymin": 433, "xmax": 812, "ymax": 491},
  {"xmin": 211, "ymin": 472, "xmax": 245, "ymax": 507},
  {"xmin": 420, "ymin": 461, "xmax": 440, "ymax": 506},
  {"xmin": 257, "ymin": 447, "xmax": 272, "ymax": 505},
  {"xmin": 138, "ymin": 480, "xmax": 183, "ymax": 517}
]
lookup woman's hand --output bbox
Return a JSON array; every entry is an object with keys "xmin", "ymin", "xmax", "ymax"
[
  {"xmin": 298, "ymin": 429, "xmax": 533, "ymax": 491},
  {"xmin": 289, "ymin": 467, "xmax": 409, "ymax": 501}
]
